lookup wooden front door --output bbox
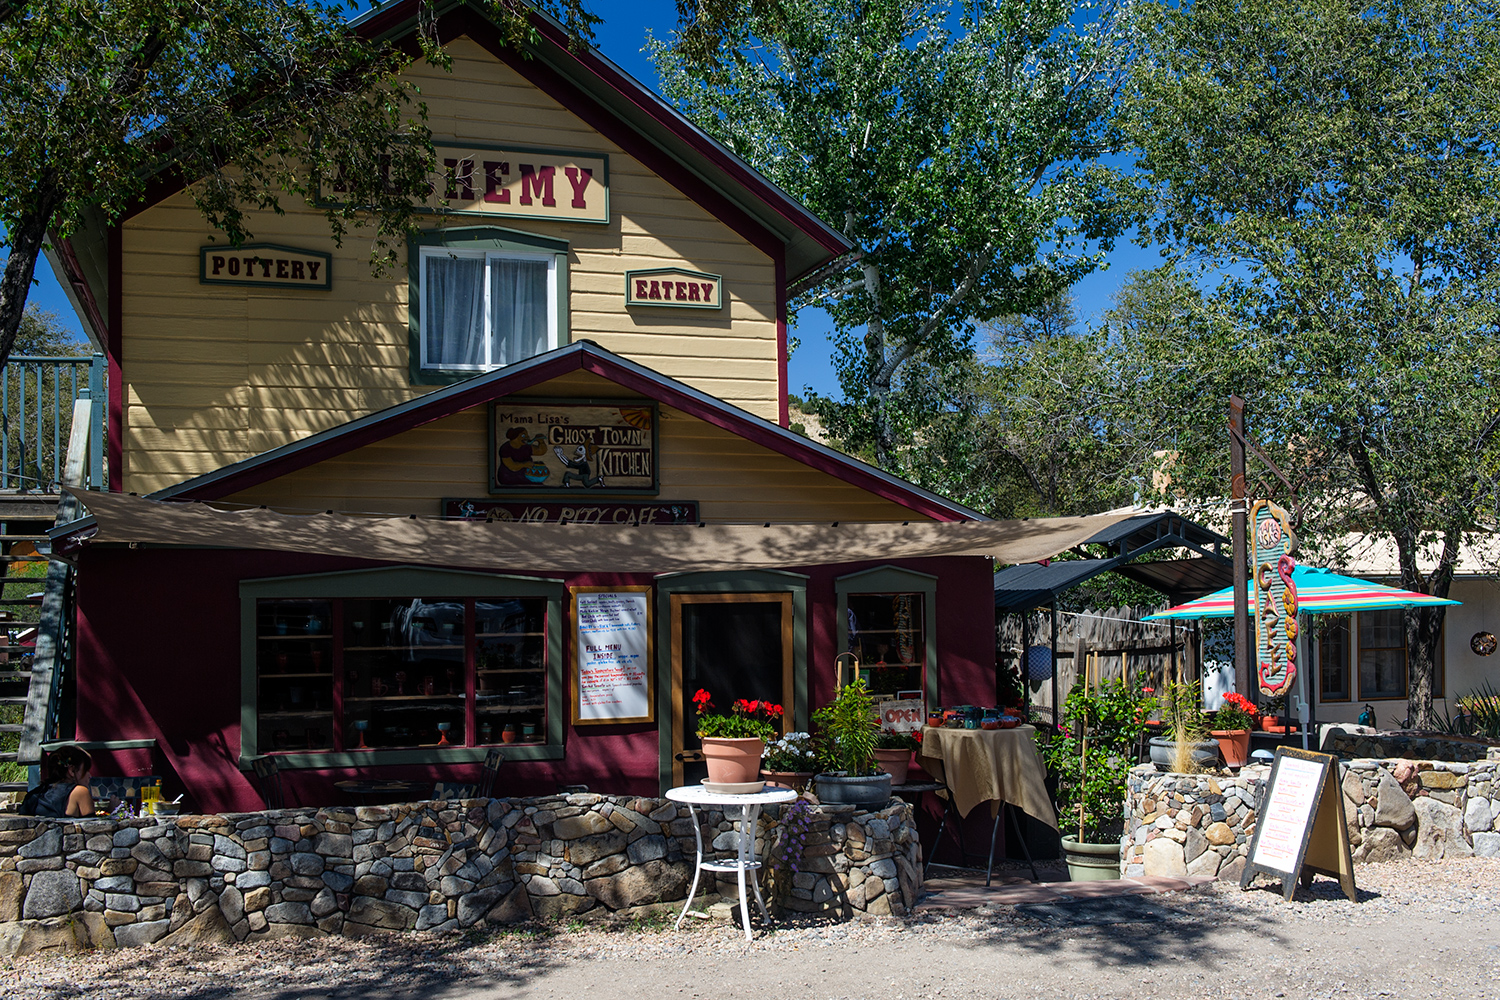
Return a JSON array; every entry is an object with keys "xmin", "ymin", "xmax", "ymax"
[{"xmin": 670, "ymin": 593, "xmax": 794, "ymax": 788}]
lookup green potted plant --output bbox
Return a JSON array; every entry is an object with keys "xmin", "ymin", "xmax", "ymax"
[
  {"xmin": 1043, "ymin": 678, "xmax": 1153, "ymax": 880},
  {"xmin": 1259, "ymin": 692, "xmax": 1291, "ymax": 733},
  {"xmin": 761, "ymin": 731, "xmax": 820, "ymax": 792},
  {"xmin": 812, "ymin": 678, "xmax": 890, "ymax": 807},
  {"xmin": 1147, "ymin": 678, "xmax": 1220, "ymax": 772},
  {"xmin": 1209, "ymin": 692, "xmax": 1258, "ymax": 769},
  {"xmin": 873, "ymin": 729, "xmax": 920, "ymax": 785},
  {"xmin": 692, "ymin": 689, "xmax": 781, "ymax": 786}
]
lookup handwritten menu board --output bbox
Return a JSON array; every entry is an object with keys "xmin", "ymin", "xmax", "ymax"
[
  {"xmin": 571, "ymin": 588, "xmax": 653, "ymax": 725},
  {"xmin": 1241, "ymin": 747, "xmax": 1357, "ymax": 902}
]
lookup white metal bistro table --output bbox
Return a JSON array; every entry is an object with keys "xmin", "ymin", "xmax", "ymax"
[{"xmin": 665, "ymin": 784, "xmax": 798, "ymax": 941}]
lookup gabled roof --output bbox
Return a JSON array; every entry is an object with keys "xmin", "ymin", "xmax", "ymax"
[
  {"xmin": 48, "ymin": 0, "xmax": 852, "ymax": 345},
  {"xmin": 149, "ymin": 341, "xmax": 986, "ymax": 522},
  {"xmin": 993, "ymin": 511, "xmax": 1233, "ymax": 610},
  {"xmin": 356, "ymin": 0, "xmax": 852, "ymax": 280}
]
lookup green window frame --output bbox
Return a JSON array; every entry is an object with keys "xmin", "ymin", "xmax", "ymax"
[
  {"xmin": 240, "ymin": 565, "xmax": 566, "ymax": 769},
  {"xmin": 408, "ymin": 226, "xmax": 571, "ymax": 386},
  {"xmin": 653, "ymin": 570, "xmax": 809, "ymax": 793},
  {"xmin": 835, "ymin": 565, "xmax": 939, "ymax": 709}
]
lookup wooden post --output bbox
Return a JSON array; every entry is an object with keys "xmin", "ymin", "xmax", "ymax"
[
  {"xmin": 1050, "ymin": 602, "xmax": 1060, "ymax": 719},
  {"xmin": 1021, "ymin": 611, "xmax": 1031, "ymax": 716},
  {"xmin": 1230, "ymin": 395, "xmax": 1252, "ymax": 702}
]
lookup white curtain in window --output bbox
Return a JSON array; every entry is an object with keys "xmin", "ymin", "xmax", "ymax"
[
  {"xmin": 424, "ymin": 254, "xmax": 486, "ymax": 367},
  {"xmin": 489, "ymin": 258, "xmax": 550, "ymax": 366}
]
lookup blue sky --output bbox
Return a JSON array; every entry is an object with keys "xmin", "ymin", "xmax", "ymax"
[{"xmin": 22, "ymin": 2, "xmax": 1159, "ymax": 398}]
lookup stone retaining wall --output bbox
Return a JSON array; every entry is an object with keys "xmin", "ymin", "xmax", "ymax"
[
  {"xmin": 1324, "ymin": 731, "xmax": 1500, "ymax": 764},
  {"xmin": 1123, "ymin": 757, "xmax": 1500, "ymax": 879},
  {"xmin": 0, "ymin": 793, "xmax": 921, "ymax": 956}
]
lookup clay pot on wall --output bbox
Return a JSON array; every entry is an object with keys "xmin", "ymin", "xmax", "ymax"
[
  {"xmin": 873, "ymin": 748, "xmax": 913, "ymax": 786},
  {"xmin": 1211, "ymin": 729, "xmax": 1252, "ymax": 769},
  {"xmin": 701, "ymin": 737, "xmax": 766, "ymax": 785}
]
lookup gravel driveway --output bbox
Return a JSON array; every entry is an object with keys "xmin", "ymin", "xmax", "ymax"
[{"xmin": 5, "ymin": 858, "xmax": 1498, "ymax": 1000}]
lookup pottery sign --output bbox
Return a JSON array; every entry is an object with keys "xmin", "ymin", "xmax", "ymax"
[
  {"xmin": 199, "ymin": 244, "xmax": 332, "ymax": 290},
  {"xmin": 1251, "ymin": 499, "xmax": 1299, "ymax": 696}
]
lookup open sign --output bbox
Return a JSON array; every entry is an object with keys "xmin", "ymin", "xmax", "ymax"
[{"xmin": 880, "ymin": 699, "xmax": 924, "ymax": 733}]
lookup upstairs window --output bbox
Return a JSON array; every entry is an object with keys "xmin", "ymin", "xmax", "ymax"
[
  {"xmin": 410, "ymin": 228, "xmax": 569, "ymax": 385},
  {"xmin": 420, "ymin": 248, "xmax": 556, "ymax": 370}
]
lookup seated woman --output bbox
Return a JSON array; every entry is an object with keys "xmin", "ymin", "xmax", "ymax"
[{"xmin": 20, "ymin": 745, "xmax": 105, "ymax": 818}]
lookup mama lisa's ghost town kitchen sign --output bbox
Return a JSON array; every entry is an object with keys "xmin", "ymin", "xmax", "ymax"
[
  {"xmin": 325, "ymin": 142, "xmax": 609, "ymax": 224},
  {"xmin": 625, "ymin": 267, "xmax": 723, "ymax": 309},
  {"xmin": 199, "ymin": 244, "xmax": 332, "ymax": 290},
  {"xmin": 491, "ymin": 400, "xmax": 658, "ymax": 496}
]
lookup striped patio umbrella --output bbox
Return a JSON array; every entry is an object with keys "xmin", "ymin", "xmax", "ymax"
[{"xmin": 1142, "ymin": 564, "xmax": 1460, "ymax": 620}]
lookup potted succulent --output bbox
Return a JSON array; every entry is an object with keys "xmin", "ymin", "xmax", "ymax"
[
  {"xmin": 761, "ymin": 731, "xmax": 820, "ymax": 792},
  {"xmin": 1147, "ymin": 678, "xmax": 1221, "ymax": 772},
  {"xmin": 1043, "ymin": 678, "xmax": 1154, "ymax": 880},
  {"xmin": 812, "ymin": 678, "xmax": 891, "ymax": 807},
  {"xmin": 874, "ymin": 730, "xmax": 920, "ymax": 785},
  {"xmin": 1209, "ymin": 692, "xmax": 1258, "ymax": 769},
  {"xmin": 692, "ymin": 689, "xmax": 782, "ymax": 785}
]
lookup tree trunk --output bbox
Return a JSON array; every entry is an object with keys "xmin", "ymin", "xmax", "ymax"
[
  {"xmin": 1397, "ymin": 529, "xmax": 1457, "ymax": 731},
  {"xmin": 1405, "ymin": 605, "xmax": 1447, "ymax": 730},
  {"xmin": 0, "ymin": 181, "xmax": 62, "ymax": 369}
]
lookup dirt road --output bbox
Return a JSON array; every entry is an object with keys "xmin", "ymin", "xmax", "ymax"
[{"xmin": 5, "ymin": 858, "xmax": 1498, "ymax": 1000}]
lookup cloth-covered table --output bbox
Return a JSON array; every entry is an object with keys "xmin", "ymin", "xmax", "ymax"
[{"xmin": 916, "ymin": 725, "xmax": 1058, "ymax": 828}]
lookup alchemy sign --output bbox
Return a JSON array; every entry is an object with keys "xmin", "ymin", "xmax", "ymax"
[{"xmin": 1251, "ymin": 500, "xmax": 1299, "ymax": 696}]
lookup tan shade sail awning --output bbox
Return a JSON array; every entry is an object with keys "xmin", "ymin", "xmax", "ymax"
[{"xmin": 54, "ymin": 490, "xmax": 1136, "ymax": 573}]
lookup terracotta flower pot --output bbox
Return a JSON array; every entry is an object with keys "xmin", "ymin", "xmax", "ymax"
[
  {"xmin": 873, "ymin": 747, "xmax": 912, "ymax": 786},
  {"xmin": 701, "ymin": 737, "xmax": 765, "ymax": 785},
  {"xmin": 761, "ymin": 770, "xmax": 816, "ymax": 793},
  {"xmin": 1210, "ymin": 729, "xmax": 1251, "ymax": 769}
]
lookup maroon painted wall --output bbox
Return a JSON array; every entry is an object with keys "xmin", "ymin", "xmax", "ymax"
[{"xmin": 73, "ymin": 548, "xmax": 995, "ymax": 813}]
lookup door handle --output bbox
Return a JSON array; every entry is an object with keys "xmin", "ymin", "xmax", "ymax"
[{"xmin": 674, "ymin": 750, "xmax": 705, "ymax": 763}]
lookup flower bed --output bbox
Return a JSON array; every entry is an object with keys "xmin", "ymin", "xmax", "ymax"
[
  {"xmin": 0, "ymin": 793, "xmax": 920, "ymax": 956},
  {"xmin": 1122, "ymin": 750, "xmax": 1500, "ymax": 879}
]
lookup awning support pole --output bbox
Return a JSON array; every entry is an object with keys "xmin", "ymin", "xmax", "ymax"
[{"xmin": 1050, "ymin": 602, "xmax": 1060, "ymax": 721}]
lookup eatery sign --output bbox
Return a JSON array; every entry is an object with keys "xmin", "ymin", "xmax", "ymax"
[
  {"xmin": 199, "ymin": 244, "xmax": 332, "ymax": 290},
  {"xmin": 625, "ymin": 268, "xmax": 723, "ymax": 309},
  {"xmin": 490, "ymin": 400, "xmax": 658, "ymax": 496}
]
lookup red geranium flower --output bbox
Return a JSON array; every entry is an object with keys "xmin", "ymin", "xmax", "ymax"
[{"xmin": 692, "ymin": 689, "xmax": 713, "ymax": 708}]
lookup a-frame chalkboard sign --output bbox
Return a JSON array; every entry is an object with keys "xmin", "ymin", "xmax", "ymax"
[{"xmin": 1239, "ymin": 747, "xmax": 1358, "ymax": 902}]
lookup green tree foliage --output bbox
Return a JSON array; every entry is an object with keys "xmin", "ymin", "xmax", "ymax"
[
  {"xmin": 13, "ymin": 307, "xmax": 88, "ymax": 357},
  {"xmin": 0, "ymin": 0, "xmax": 597, "ymax": 371},
  {"xmin": 653, "ymin": 0, "xmax": 1133, "ymax": 472},
  {"xmin": 1111, "ymin": 0, "xmax": 1500, "ymax": 726},
  {"xmin": 1042, "ymin": 678, "xmax": 1151, "ymax": 842}
]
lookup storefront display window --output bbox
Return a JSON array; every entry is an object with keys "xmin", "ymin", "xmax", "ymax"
[
  {"xmin": 834, "ymin": 566, "xmax": 938, "ymax": 707},
  {"xmin": 243, "ymin": 567, "xmax": 564, "ymax": 764},
  {"xmin": 846, "ymin": 593, "xmax": 924, "ymax": 696},
  {"xmin": 255, "ymin": 595, "xmax": 548, "ymax": 752}
]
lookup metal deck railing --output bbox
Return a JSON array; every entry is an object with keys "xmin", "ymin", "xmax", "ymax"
[{"xmin": 1, "ymin": 354, "xmax": 106, "ymax": 493}]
